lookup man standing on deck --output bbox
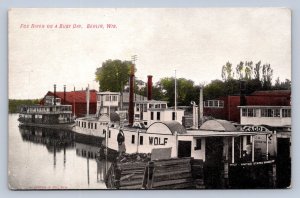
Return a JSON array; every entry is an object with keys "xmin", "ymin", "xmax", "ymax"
[{"xmin": 117, "ymin": 130, "xmax": 126, "ymax": 155}]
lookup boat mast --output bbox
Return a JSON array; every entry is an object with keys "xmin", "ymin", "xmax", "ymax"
[{"xmin": 174, "ymin": 70, "xmax": 177, "ymax": 120}]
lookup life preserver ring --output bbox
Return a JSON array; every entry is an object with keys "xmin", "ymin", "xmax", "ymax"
[{"xmin": 117, "ymin": 130, "xmax": 125, "ymax": 145}]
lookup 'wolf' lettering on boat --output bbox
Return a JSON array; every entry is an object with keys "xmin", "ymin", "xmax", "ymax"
[{"xmin": 149, "ymin": 137, "xmax": 168, "ymax": 145}]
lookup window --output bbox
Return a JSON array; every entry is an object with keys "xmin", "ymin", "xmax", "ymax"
[
  {"xmin": 157, "ymin": 112, "xmax": 161, "ymax": 120},
  {"xmin": 131, "ymin": 135, "xmax": 135, "ymax": 144},
  {"xmin": 161, "ymin": 104, "xmax": 167, "ymax": 109},
  {"xmin": 155, "ymin": 104, "xmax": 160, "ymax": 109},
  {"xmin": 105, "ymin": 95, "xmax": 110, "ymax": 101},
  {"xmin": 151, "ymin": 112, "xmax": 154, "ymax": 120},
  {"xmin": 91, "ymin": 123, "xmax": 93, "ymax": 129},
  {"xmin": 195, "ymin": 139, "xmax": 202, "ymax": 150},
  {"xmin": 242, "ymin": 108, "xmax": 256, "ymax": 117},
  {"xmin": 242, "ymin": 108, "xmax": 247, "ymax": 117},
  {"xmin": 143, "ymin": 104, "xmax": 147, "ymax": 112},
  {"xmin": 109, "ymin": 130, "xmax": 111, "ymax": 138},
  {"xmin": 204, "ymin": 100, "xmax": 224, "ymax": 108},
  {"xmin": 282, "ymin": 109, "xmax": 291, "ymax": 117},
  {"xmin": 112, "ymin": 95, "xmax": 118, "ymax": 101},
  {"xmin": 140, "ymin": 136, "xmax": 144, "ymax": 145},
  {"xmin": 95, "ymin": 123, "xmax": 97, "ymax": 129},
  {"xmin": 248, "ymin": 108, "xmax": 256, "ymax": 117},
  {"xmin": 261, "ymin": 108, "xmax": 280, "ymax": 117},
  {"xmin": 88, "ymin": 122, "xmax": 90, "ymax": 129},
  {"xmin": 172, "ymin": 112, "xmax": 176, "ymax": 120}
]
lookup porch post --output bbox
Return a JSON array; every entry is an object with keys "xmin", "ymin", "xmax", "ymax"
[
  {"xmin": 239, "ymin": 136, "xmax": 242, "ymax": 158},
  {"xmin": 232, "ymin": 136, "xmax": 235, "ymax": 164},
  {"xmin": 252, "ymin": 135, "xmax": 255, "ymax": 162},
  {"xmin": 266, "ymin": 134, "xmax": 269, "ymax": 160}
]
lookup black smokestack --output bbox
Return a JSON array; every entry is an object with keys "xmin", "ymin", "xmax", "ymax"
[
  {"xmin": 128, "ymin": 64, "xmax": 135, "ymax": 126},
  {"xmin": 240, "ymin": 80, "xmax": 246, "ymax": 106},
  {"xmin": 147, "ymin": 75, "xmax": 153, "ymax": 100},
  {"xmin": 54, "ymin": 84, "xmax": 56, "ymax": 106},
  {"xmin": 64, "ymin": 85, "xmax": 66, "ymax": 105}
]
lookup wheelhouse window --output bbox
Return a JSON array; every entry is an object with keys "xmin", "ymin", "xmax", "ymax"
[
  {"xmin": 242, "ymin": 108, "xmax": 257, "ymax": 117},
  {"xmin": 261, "ymin": 108, "xmax": 280, "ymax": 117},
  {"xmin": 282, "ymin": 108, "xmax": 291, "ymax": 117}
]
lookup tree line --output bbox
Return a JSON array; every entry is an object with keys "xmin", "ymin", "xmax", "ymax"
[
  {"xmin": 95, "ymin": 60, "xmax": 291, "ymax": 107},
  {"xmin": 9, "ymin": 99, "xmax": 40, "ymax": 113}
]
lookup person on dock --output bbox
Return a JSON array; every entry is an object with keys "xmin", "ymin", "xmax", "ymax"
[{"xmin": 117, "ymin": 130, "xmax": 126, "ymax": 156}]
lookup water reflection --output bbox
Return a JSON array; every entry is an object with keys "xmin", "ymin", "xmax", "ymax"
[
  {"xmin": 9, "ymin": 114, "xmax": 111, "ymax": 189},
  {"xmin": 74, "ymin": 142, "xmax": 111, "ymax": 183}
]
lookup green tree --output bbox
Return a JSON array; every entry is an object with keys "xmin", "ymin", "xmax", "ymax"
[
  {"xmin": 221, "ymin": 61, "xmax": 234, "ymax": 81},
  {"xmin": 158, "ymin": 77, "xmax": 195, "ymax": 106},
  {"xmin": 203, "ymin": 80, "xmax": 226, "ymax": 100},
  {"xmin": 244, "ymin": 61, "xmax": 253, "ymax": 80},
  {"xmin": 262, "ymin": 63, "xmax": 273, "ymax": 90},
  {"xmin": 95, "ymin": 59, "xmax": 134, "ymax": 92},
  {"xmin": 254, "ymin": 61, "xmax": 262, "ymax": 80},
  {"xmin": 236, "ymin": 61, "xmax": 244, "ymax": 80}
]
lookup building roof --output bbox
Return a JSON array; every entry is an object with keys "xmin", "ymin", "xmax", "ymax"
[
  {"xmin": 251, "ymin": 90, "xmax": 291, "ymax": 97},
  {"xmin": 44, "ymin": 90, "xmax": 97, "ymax": 103},
  {"xmin": 200, "ymin": 119, "xmax": 238, "ymax": 131},
  {"xmin": 98, "ymin": 91, "xmax": 120, "ymax": 95}
]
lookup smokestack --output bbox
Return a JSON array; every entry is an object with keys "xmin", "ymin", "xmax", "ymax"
[
  {"xmin": 240, "ymin": 80, "xmax": 246, "ymax": 106},
  {"xmin": 86, "ymin": 84, "xmax": 90, "ymax": 116},
  {"xmin": 199, "ymin": 86, "xmax": 203, "ymax": 125},
  {"xmin": 147, "ymin": 75, "xmax": 153, "ymax": 100},
  {"xmin": 192, "ymin": 101, "xmax": 198, "ymax": 129},
  {"xmin": 54, "ymin": 84, "xmax": 56, "ymax": 106},
  {"xmin": 128, "ymin": 64, "xmax": 135, "ymax": 126},
  {"xmin": 63, "ymin": 85, "xmax": 66, "ymax": 105}
]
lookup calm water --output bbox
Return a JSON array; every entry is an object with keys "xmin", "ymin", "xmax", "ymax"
[{"xmin": 8, "ymin": 114, "xmax": 111, "ymax": 189}]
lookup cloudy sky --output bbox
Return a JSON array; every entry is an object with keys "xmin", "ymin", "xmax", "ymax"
[{"xmin": 9, "ymin": 8, "xmax": 291, "ymax": 99}]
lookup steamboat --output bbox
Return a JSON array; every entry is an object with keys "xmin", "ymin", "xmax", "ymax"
[{"xmin": 18, "ymin": 85, "xmax": 74, "ymax": 130}]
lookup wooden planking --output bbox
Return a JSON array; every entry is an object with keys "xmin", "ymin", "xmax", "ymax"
[
  {"xmin": 120, "ymin": 179, "xmax": 145, "ymax": 187},
  {"xmin": 153, "ymin": 164, "xmax": 191, "ymax": 173},
  {"xmin": 152, "ymin": 178, "xmax": 194, "ymax": 188},
  {"xmin": 153, "ymin": 182, "xmax": 195, "ymax": 189},
  {"xmin": 153, "ymin": 172, "xmax": 192, "ymax": 182},
  {"xmin": 119, "ymin": 184, "xmax": 142, "ymax": 189}
]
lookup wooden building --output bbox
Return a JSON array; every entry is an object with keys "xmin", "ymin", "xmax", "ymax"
[
  {"xmin": 203, "ymin": 90, "xmax": 291, "ymax": 123},
  {"xmin": 40, "ymin": 90, "xmax": 97, "ymax": 117}
]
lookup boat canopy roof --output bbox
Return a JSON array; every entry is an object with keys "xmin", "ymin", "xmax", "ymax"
[
  {"xmin": 147, "ymin": 121, "xmax": 187, "ymax": 135},
  {"xmin": 200, "ymin": 119, "xmax": 237, "ymax": 132}
]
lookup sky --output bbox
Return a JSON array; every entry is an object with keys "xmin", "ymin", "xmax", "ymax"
[{"xmin": 9, "ymin": 8, "xmax": 291, "ymax": 99}]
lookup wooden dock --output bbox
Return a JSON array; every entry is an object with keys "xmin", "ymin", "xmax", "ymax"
[{"xmin": 105, "ymin": 158, "xmax": 205, "ymax": 189}]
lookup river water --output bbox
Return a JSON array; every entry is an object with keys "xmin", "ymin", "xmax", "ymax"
[{"xmin": 8, "ymin": 114, "xmax": 111, "ymax": 189}]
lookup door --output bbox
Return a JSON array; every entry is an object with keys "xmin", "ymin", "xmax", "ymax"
[
  {"xmin": 178, "ymin": 141, "xmax": 191, "ymax": 158},
  {"xmin": 276, "ymin": 137, "xmax": 291, "ymax": 188}
]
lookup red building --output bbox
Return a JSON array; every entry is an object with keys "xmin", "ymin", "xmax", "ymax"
[
  {"xmin": 40, "ymin": 90, "xmax": 97, "ymax": 117},
  {"xmin": 204, "ymin": 90, "xmax": 291, "ymax": 123}
]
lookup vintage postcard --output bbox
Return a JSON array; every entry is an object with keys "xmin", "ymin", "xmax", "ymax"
[{"xmin": 8, "ymin": 8, "xmax": 291, "ymax": 189}]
